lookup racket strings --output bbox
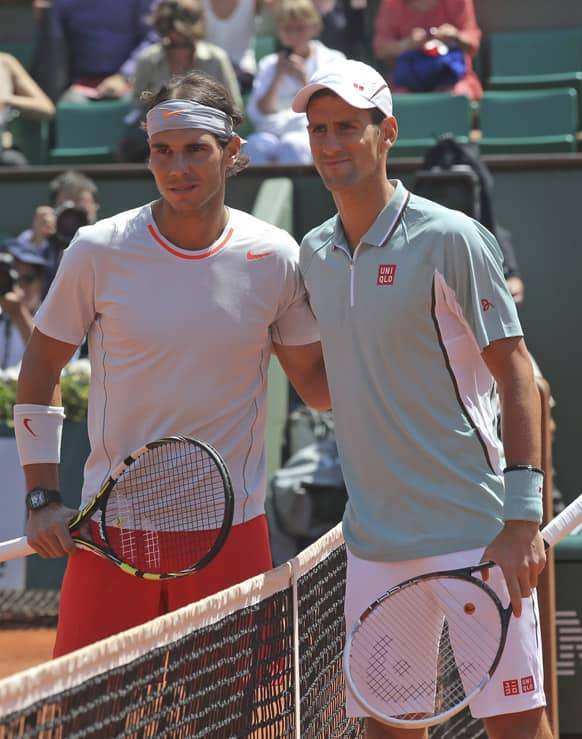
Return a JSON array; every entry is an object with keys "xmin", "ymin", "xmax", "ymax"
[
  {"xmin": 103, "ymin": 440, "xmax": 228, "ymax": 574},
  {"xmin": 348, "ymin": 577, "xmax": 503, "ymax": 721}
]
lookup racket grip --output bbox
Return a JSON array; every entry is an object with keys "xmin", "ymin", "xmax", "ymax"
[
  {"xmin": 542, "ymin": 493, "xmax": 582, "ymax": 548},
  {"xmin": 0, "ymin": 536, "xmax": 36, "ymax": 562}
]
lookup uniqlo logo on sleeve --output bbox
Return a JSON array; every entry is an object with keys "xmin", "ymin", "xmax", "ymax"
[
  {"xmin": 503, "ymin": 680, "xmax": 520, "ymax": 696},
  {"xmin": 521, "ymin": 675, "xmax": 535, "ymax": 693},
  {"xmin": 377, "ymin": 264, "xmax": 397, "ymax": 285}
]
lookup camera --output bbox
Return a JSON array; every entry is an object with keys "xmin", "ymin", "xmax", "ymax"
[
  {"xmin": 0, "ymin": 253, "xmax": 18, "ymax": 297},
  {"xmin": 52, "ymin": 200, "xmax": 90, "ymax": 249}
]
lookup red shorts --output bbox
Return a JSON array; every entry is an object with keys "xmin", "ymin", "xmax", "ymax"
[{"xmin": 53, "ymin": 515, "xmax": 272, "ymax": 657}]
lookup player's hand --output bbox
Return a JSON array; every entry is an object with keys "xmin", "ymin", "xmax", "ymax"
[
  {"xmin": 31, "ymin": 205, "xmax": 56, "ymax": 244},
  {"xmin": 481, "ymin": 520, "xmax": 546, "ymax": 617},
  {"xmin": 26, "ymin": 503, "xmax": 81, "ymax": 558}
]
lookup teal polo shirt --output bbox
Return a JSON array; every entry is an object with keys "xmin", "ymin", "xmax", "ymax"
[{"xmin": 300, "ymin": 180, "xmax": 525, "ymax": 561}]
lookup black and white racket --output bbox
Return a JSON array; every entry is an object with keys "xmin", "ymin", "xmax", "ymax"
[
  {"xmin": 344, "ymin": 492, "xmax": 582, "ymax": 728},
  {"xmin": 0, "ymin": 436, "xmax": 234, "ymax": 580}
]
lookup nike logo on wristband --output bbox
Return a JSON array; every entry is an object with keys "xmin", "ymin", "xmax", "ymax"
[{"xmin": 23, "ymin": 418, "xmax": 37, "ymax": 437}]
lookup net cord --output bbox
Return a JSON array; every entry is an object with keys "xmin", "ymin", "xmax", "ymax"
[{"xmin": 0, "ymin": 524, "xmax": 344, "ymax": 718}]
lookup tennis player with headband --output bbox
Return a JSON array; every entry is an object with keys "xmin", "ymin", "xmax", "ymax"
[
  {"xmin": 14, "ymin": 71, "xmax": 330, "ymax": 657},
  {"xmin": 292, "ymin": 59, "xmax": 552, "ymax": 739}
]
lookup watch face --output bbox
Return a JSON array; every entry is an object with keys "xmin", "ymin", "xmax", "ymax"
[{"xmin": 30, "ymin": 490, "xmax": 45, "ymax": 508}]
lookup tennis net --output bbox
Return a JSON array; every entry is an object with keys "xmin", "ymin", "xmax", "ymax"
[{"xmin": 0, "ymin": 525, "xmax": 484, "ymax": 738}]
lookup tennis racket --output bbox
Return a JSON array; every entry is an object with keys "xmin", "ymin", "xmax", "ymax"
[
  {"xmin": 0, "ymin": 435, "xmax": 234, "ymax": 580},
  {"xmin": 344, "ymin": 492, "xmax": 582, "ymax": 728}
]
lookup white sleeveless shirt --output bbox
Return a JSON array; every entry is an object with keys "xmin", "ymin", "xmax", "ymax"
[{"xmin": 201, "ymin": 0, "xmax": 257, "ymax": 73}]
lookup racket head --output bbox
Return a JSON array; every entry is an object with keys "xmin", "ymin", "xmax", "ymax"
[
  {"xmin": 72, "ymin": 436, "xmax": 234, "ymax": 579},
  {"xmin": 344, "ymin": 570, "xmax": 510, "ymax": 728}
]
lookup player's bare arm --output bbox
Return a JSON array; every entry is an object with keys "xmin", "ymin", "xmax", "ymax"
[
  {"xmin": 273, "ymin": 340, "xmax": 330, "ymax": 411},
  {"xmin": 17, "ymin": 328, "xmax": 81, "ymax": 557},
  {"xmin": 481, "ymin": 335, "xmax": 546, "ymax": 616}
]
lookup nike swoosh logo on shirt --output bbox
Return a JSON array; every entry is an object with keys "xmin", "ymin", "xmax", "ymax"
[
  {"xmin": 162, "ymin": 109, "xmax": 191, "ymax": 118},
  {"xmin": 247, "ymin": 250, "xmax": 273, "ymax": 260}
]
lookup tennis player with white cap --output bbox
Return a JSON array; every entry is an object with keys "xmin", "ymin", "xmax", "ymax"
[
  {"xmin": 14, "ymin": 70, "xmax": 329, "ymax": 657},
  {"xmin": 292, "ymin": 59, "xmax": 552, "ymax": 739}
]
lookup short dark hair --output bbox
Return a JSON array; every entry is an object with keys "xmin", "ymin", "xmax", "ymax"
[
  {"xmin": 48, "ymin": 171, "xmax": 98, "ymax": 207},
  {"xmin": 141, "ymin": 71, "xmax": 249, "ymax": 176},
  {"xmin": 307, "ymin": 88, "xmax": 386, "ymax": 125}
]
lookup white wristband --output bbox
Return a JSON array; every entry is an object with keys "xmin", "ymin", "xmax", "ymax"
[{"xmin": 13, "ymin": 404, "xmax": 66, "ymax": 466}]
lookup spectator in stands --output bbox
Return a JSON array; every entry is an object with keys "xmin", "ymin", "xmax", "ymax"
[
  {"xmin": 11, "ymin": 171, "xmax": 99, "ymax": 278},
  {"xmin": 373, "ymin": 0, "xmax": 483, "ymax": 101},
  {"xmin": 245, "ymin": 0, "xmax": 345, "ymax": 165},
  {"xmin": 32, "ymin": 0, "xmax": 158, "ymax": 102},
  {"xmin": 201, "ymin": 0, "xmax": 263, "ymax": 95},
  {"xmin": 118, "ymin": 0, "xmax": 243, "ymax": 162},
  {"xmin": 0, "ymin": 52, "xmax": 55, "ymax": 166},
  {"xmin": 314, "ymin": 0, "xmax": 369, "ymax": 61},
  {"xmin": 0, "ymin": 243, "xmax": 50, "ymax": 372}
]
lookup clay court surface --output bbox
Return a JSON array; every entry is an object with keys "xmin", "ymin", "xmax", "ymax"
[{"xmin": 0, "ymin": 629, "xmax": 55, "ymax": 680}]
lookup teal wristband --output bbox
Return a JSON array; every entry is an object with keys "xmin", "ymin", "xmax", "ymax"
[{"xmin": 503, "ymin": 467, "xmax": 544, "ymax": 523}]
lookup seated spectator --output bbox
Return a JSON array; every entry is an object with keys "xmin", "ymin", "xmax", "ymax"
[
  {"xmin": 201, "ymin": 0, "xmax": 263, "ymax": 95},
  {"xmin": 245, "ymin": 0, "xmax": 344, "ymax": 165},
  {"xmin": 373, "ymin": 0, "xmax": 482, "ymax": 101},
  {"xmin": 32, "ymin": 0, "xmax": 158, "ymax": 102},
  {"xmin": 314, "ymin": 0, "xmax": 369, "ymax": 61},
  {"xmin": 0, "ymin": 243, "xmax": 50, "ymax": 371},
  {"xmin": 0, "ymin": 52, "xmax": 55, "ymax": 166},
  {"xmin": 118, "ymin": 0, "xmax": 243, "ymax": 162},
  {"xmin": 11, "ymin": 170, "xmax": 99, "ymax": 278}
]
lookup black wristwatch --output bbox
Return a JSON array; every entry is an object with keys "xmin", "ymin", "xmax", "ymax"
[{"xmin": 25, "ymin": 487, "xmax": 62, "ymax": 512}]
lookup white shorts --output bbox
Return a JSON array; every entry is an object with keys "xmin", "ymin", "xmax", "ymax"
[{"xmin": 344, "ymin": 547, "xmax": 546, "ymax": 720}]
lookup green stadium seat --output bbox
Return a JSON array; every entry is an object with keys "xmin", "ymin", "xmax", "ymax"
[
  {"xmin": 255, "ymin": 35, "xmax": 277, "ymax": 63},
  {"xmin": 391, "ymin": 93, "xmax": 473, "ymax": 158},
  {"xmin": 10, "ymin": 116, "xmax": 50, "ymax": 164},
  {"xmin": 235, "ymin": 94, "xmax": 254, "ymax": 139},
  {"xmin": 478, "ymin": 88, "xmax": 578, "ymax": 155},
  {"xmin": 488, "ymin": 28, "xmax": 582, "ymax": 124},
  {"xmin": 0, "ymin": 41, "xmax": 34, "ymax": 70},
  {"xmin": 48, "ymin": 99, "xmax": 133, "ymax": 164}
]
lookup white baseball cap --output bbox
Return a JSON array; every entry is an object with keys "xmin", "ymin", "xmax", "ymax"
[{"xmin": 292, "ymin": 59, "xmax": 393, "ymax": 116}]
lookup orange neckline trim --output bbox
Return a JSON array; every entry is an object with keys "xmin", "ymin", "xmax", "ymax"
[{"xmin": 147, "ymin": 223, "xmax": 234, "ymax": 259}]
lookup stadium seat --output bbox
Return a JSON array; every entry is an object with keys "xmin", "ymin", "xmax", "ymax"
[
  {"xmin": 390, "ymin": 93, "xmax": 473, "ymax": 158},
  {"xmin": 255, "ymin": 35, "xmax": 277, "ymax": 63},
  {"xmin": 478, "ymin": 88, "xmax": 578, "ymax": 154},
  {"xmin": 235, "ymin": 94, "xmax": 254, "ymax": 139},
  {"xmin": 48, "ymin": 99, "xmax": 132, "ymax": 164},
  {"xmin": 10, "ymin": 115, "xmax": 50, "ymax": 164},
  {"xmin": 0, "ymin": 41, "xmax": 34, "ymax": 69},
  {"xmin": 488, "ymin": 28, "xmax": 582, "ymax": 124}
]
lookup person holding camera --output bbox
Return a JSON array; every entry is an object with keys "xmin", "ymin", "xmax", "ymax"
[
  {"xmin": 12, "ymin": 171, "xmax": 99, "ymax": 279},
  {"xmin": 244, "ymin": 0, "xmax": 345, "ymax": 164},
  {"xmin": 0, "ymin": 243, "xmax": 50, "ymax": 372}
]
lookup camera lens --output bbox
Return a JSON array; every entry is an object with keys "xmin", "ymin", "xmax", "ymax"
[
  {"xmin": 0, "ymin": 254, "xmax": 17, "ymax": 297},
  {"xmin": 53, "ymin": 201, "xmax": 90, "ymax": 248}
]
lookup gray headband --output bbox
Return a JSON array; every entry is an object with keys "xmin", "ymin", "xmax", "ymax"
[{"xmin": 146, "ymin": 99, "xmax": 235, "ymax": 139}]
